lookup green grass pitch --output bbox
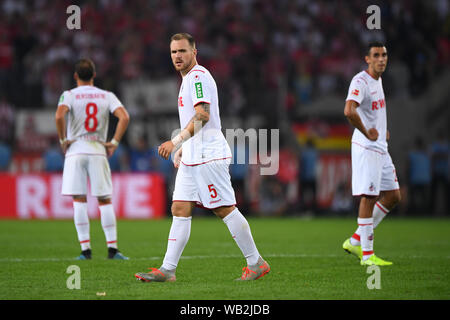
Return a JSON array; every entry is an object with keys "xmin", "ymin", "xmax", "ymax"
[{"xmin": 0, "ymin": 217, "xmax": 449, "ymax": 300}]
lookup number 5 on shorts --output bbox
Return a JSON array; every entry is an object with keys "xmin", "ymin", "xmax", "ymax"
[{"xmin": 208, "ymin": 184, "xmax": 217, "ymax": 199}]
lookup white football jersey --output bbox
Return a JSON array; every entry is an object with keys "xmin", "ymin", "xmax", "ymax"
[
  {"xmin": 177, "ymin": 65, "xmax": 232, "ymax": 165},
  {"xmin": 58, "ymin": 85, "xmax": 123, "ymax": 156},
  {"xmin": 346, "ymin": 70, "xmax": 388, "ymax": 152}
]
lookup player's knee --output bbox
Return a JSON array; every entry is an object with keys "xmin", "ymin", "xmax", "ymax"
[
  {"xmin": 171, "ymin": 202, "xmax": 191, "ymax": 217},
  {"xmin": 98, "ymin": 196, "xmax": 112, "ymax": 205},
  {"xmin": 73, "ymin": 195, "xmax": 87, "ymax": 202},
  {"xmin": 392, "ymin": 190, "xmax": 401, "ymax": 205}
]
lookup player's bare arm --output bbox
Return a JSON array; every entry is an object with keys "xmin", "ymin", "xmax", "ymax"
[
  {"xmin": 344, "ymin": 100, "xmax": 378, "ymax": 141},
  {"xmin": 103, "ymin": 106, "xmax": 130, "ymax": 157},
  {"xmin": 55, "ymin": 104, "xmax": 74, "ymax": 153},
  {"xmin": 158, "ymin": 102, "xmax": 210, "ymax": 160}
]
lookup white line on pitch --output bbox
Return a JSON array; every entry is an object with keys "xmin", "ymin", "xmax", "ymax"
[{"xmin": 0, "ymin": 253, "xmax": 447, "ymax": 263}]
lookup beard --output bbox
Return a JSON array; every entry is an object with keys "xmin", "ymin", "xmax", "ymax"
[{"xmin": 173, "ymin": 59, "xmax": 192, "ymax": 72}]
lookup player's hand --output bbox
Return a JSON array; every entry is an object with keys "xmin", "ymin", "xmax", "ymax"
[
  {"xmin": 366, "ymin": 128, "xmax": 379, "ymax": 141},
  {"xmin": 386, "ymin": 130, "xmax": 390, "ymax": 141},
  {"xmin": 60, "ymin": 140, "xmax": 74, "ymax": 154},
  {"xmin": 158, "ymin": 141, "xmax": 175, "ymax": 160},
  {"xmin": 173, "ymin": 147, "xmax": 182, "ymax": 168},
  {"xmin": 103, "ymin": 142, "xmax": 118, "ymax": 157}
]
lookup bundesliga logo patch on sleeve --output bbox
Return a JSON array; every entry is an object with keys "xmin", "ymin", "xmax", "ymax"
[
  {"xmin": 352, "ymin": 89, "xmax": 359, "ymax": 96},
  {"xmin": 59, "ymin": 94, "xmax": 64, "ymax": 102},
  {"xmin": 195, "ymin": 82, "xmax": 203, "ymax": 98}
]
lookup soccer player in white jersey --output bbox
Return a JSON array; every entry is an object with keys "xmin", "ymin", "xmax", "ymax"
[
  {"xmin": 342, "ymin": 42, "xmax": 401, "ymax": 266},
  {"xmin": 135, "ymin": 33, "xmax": 270, "ymax": 282},
  {"xmin": 55, "ymin": 59, "xmax": 130, "ymax": 260}
]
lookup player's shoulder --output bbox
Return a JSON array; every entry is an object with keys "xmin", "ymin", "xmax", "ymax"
[
  {"xmin": 58, "ymin": 88, "xmax": 75, "ymax": 105},
  {"xmin": 186, "ymin": 65, "xmax": 213, "ymax": 81},
  {"xmin": 350, "ymin": 70, "xmax": 370, "ymax": 87}
]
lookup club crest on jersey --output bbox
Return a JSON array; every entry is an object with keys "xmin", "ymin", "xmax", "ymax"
[
  {"xmin": 351, "ymin": 89, "xmax": 359, "ymax": 96},
  {"xmin": 195, "ymin": 82, "xmax": 203, "ymax": 98}
]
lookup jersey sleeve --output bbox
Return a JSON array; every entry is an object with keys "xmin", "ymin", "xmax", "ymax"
[
  {"xmin": 346, "ymin": 77, "xmax": 367, "ymax": 105},
  {"xmin": 107, "ymin": 92, "xmax": 124, "ymax": 113},
  {"xmin": 189, "ymin": 72, "xmax": 212, "ymax": 107},
  {"xmin": 57, "ymin": 91, "xmax": 73, "ymax": 110}
]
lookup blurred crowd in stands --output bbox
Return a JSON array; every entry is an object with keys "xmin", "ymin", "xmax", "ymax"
[{"xmin": 0, "ymin": 0, "xmax": 448, "ymax": 216}]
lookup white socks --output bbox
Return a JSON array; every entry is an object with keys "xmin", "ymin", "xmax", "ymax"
[
  {"xmin": 74, "ymin": 201, "xmax": 119, "ymax": 251},
  {"xmin": 160, "ymin": 208, "xmax": 261, "ymax": 271},
  {"xmin": 73, "ymin": 202, "xmax": 90, "ymax": 251},
  {"xmin": 223, "ymin": 208, "xmax": 260, "ymax": 266},
  {"xmin": 161, "ymin": 216, "xmax": 192, "ymax": 271},
  {"xmin": 358, "ymin": 217, "xmax": 374, "ymax": 260},
  {"xmin": 100, "ymin": 204, "xmax": 118, "ymax": 249},
  {"xmin": 372, "ymin": 202, "xmax": 388, "ymax": 228},
  {"xmin": 350, "ymin": 201, "xmax": 389, "ymax": 246}
]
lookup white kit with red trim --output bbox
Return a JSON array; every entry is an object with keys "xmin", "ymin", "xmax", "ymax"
[
  {"xmin": 346, "ymin": 70, "xmax": 387, "ymax": 153},
  {"xmin": 177, "ymin": 64, "xmax": 232, "ymax": 165},
  {"xmin": 346, "ymin": 70, "xmax": 399, "ymax": 196},
  {"xmin": 58, "ymin": 85, "xmax": 123, "ymax": 157}
]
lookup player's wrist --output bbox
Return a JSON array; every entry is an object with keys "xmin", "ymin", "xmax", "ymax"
[
  {"xmin": 171, "ymin": 129, "xmax": 190, "ymax": 148},
  {"xmin": 111, "ymin": 138, "xmax": 119, "ymax": 147}
]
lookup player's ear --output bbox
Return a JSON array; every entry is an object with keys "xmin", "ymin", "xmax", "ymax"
[
  {"xmin": 74, "ymin": 72, "xmax": 78, "ymax": 81},
  {"xmin": 364, "ymin": 55, "xmax": 370, "ymax": 64},
  {"xmin": 93, "ymin": 72, "xmax": 97, "ymax": 80}
]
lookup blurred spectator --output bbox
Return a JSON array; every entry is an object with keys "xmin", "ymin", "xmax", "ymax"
[
  {"xmin": 230, "ymin": 142, "xmax": 250, "ymax": 212},
  {"xmin": 15, "ymin": 115, "xmax": 49, "ymax": 152},
  {"xmin": 430, "ymin": 130, "xmax": 449, "ymax": 216},
  {"xmin": 276, "ymin": 144, "xmax": 299, "ymax": 213},
  {"xmin": 299, "ymin": 138, "xmax": 318, "ymax": 213},
  {"xmin": 0, "ymin": 95, "xmax": 15, "ymax": 145},
  {"xmin": 407, "ymin": 137, "xmax": 432, "ymax": 214},
  {"xmin": 0, "ymin": 142, "xmax": 11, "ymax": 171},
  {"xmin": 129, "ymin": 135, "xmax": 158, "ymax": 172},
  {"xmin": 331, "ymin": 182, "xmax": 353, "ymax": 214},
  {"xmin": 108, "ymin": 143, "xmax": 129, "ymax": 172},
  {"xmin": 42, "ymin": 138, "xmax": 64, "ymax": 172},
  {"xmin": 258, "ymin": 176, "xmax": 287, "ymax": 216}
]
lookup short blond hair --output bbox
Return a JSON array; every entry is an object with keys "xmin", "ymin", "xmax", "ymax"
[{"xmin": 170, "ymin": 33, "xmax": 196, "ymax": 49}]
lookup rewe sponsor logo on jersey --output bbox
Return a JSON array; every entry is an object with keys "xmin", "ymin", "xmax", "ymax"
[
  {"xmin": 371, "ymin": 99, "xmax": 385, "ymax": 110},
  {"xmin": 195, "ymin": 82, "xmax": 203, "ymax": 98}
]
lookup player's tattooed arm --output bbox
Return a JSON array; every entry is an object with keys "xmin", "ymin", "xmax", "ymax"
[
  {"xmin": 158, "ymin": 102, "xmax": 210, "ymax": 160},
  {"xmin": 185, "ymin": 102, "xmax": 210, "ymax": 136},
  {"xmin": 193, "ymin": 102, "xmax": 210, "ymax": 124}
]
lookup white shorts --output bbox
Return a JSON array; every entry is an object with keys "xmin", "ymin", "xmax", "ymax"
[
  {"xmin": 351, "ymin": 142, "xmax": 399, "ymax": 196},
  {"xmin": 62, "ymin": 154, "xmax": 112, "ymax": 197},
  {"xmin": 173, "ymin": 159, "xmax": 236, "ymax": 209}
]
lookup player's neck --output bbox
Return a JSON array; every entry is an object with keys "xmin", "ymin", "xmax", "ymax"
[
  {"xmin": 77, "ymin": 80, "xmax": 94, "ymax": 87},
  {"xmin": 181, "ymin": 60, "xmax": 198, "ymax": 77},
  {"xmin": 365, "ymin": 68, "xmax": 381, "ymax": 80}
]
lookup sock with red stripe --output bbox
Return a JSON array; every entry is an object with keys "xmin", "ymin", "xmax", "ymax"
[
  {"xmin": 161, "ymin": 216, "xmax": 192, "ymax": 271},
  {"xmin": 358, "ymin": 217, "xmax": 374, "ymax": 261},
  {"xmin": 223, "ymin": 208, "xmax": 260, "ymax": 266},
  {"xmin": 350, "ymin": 201, "xmax": 389, "ymax": 246},
  {"xmin": 100, "ymin": 204, "xmax": 118, "ymax": 249},
  {"xmin": 74, "ymin": 201, "xmax": 90, "ymax": 251},
  {"xmin": 373, "ymin": 201, "xmax": 388, "ymax": 228}
]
